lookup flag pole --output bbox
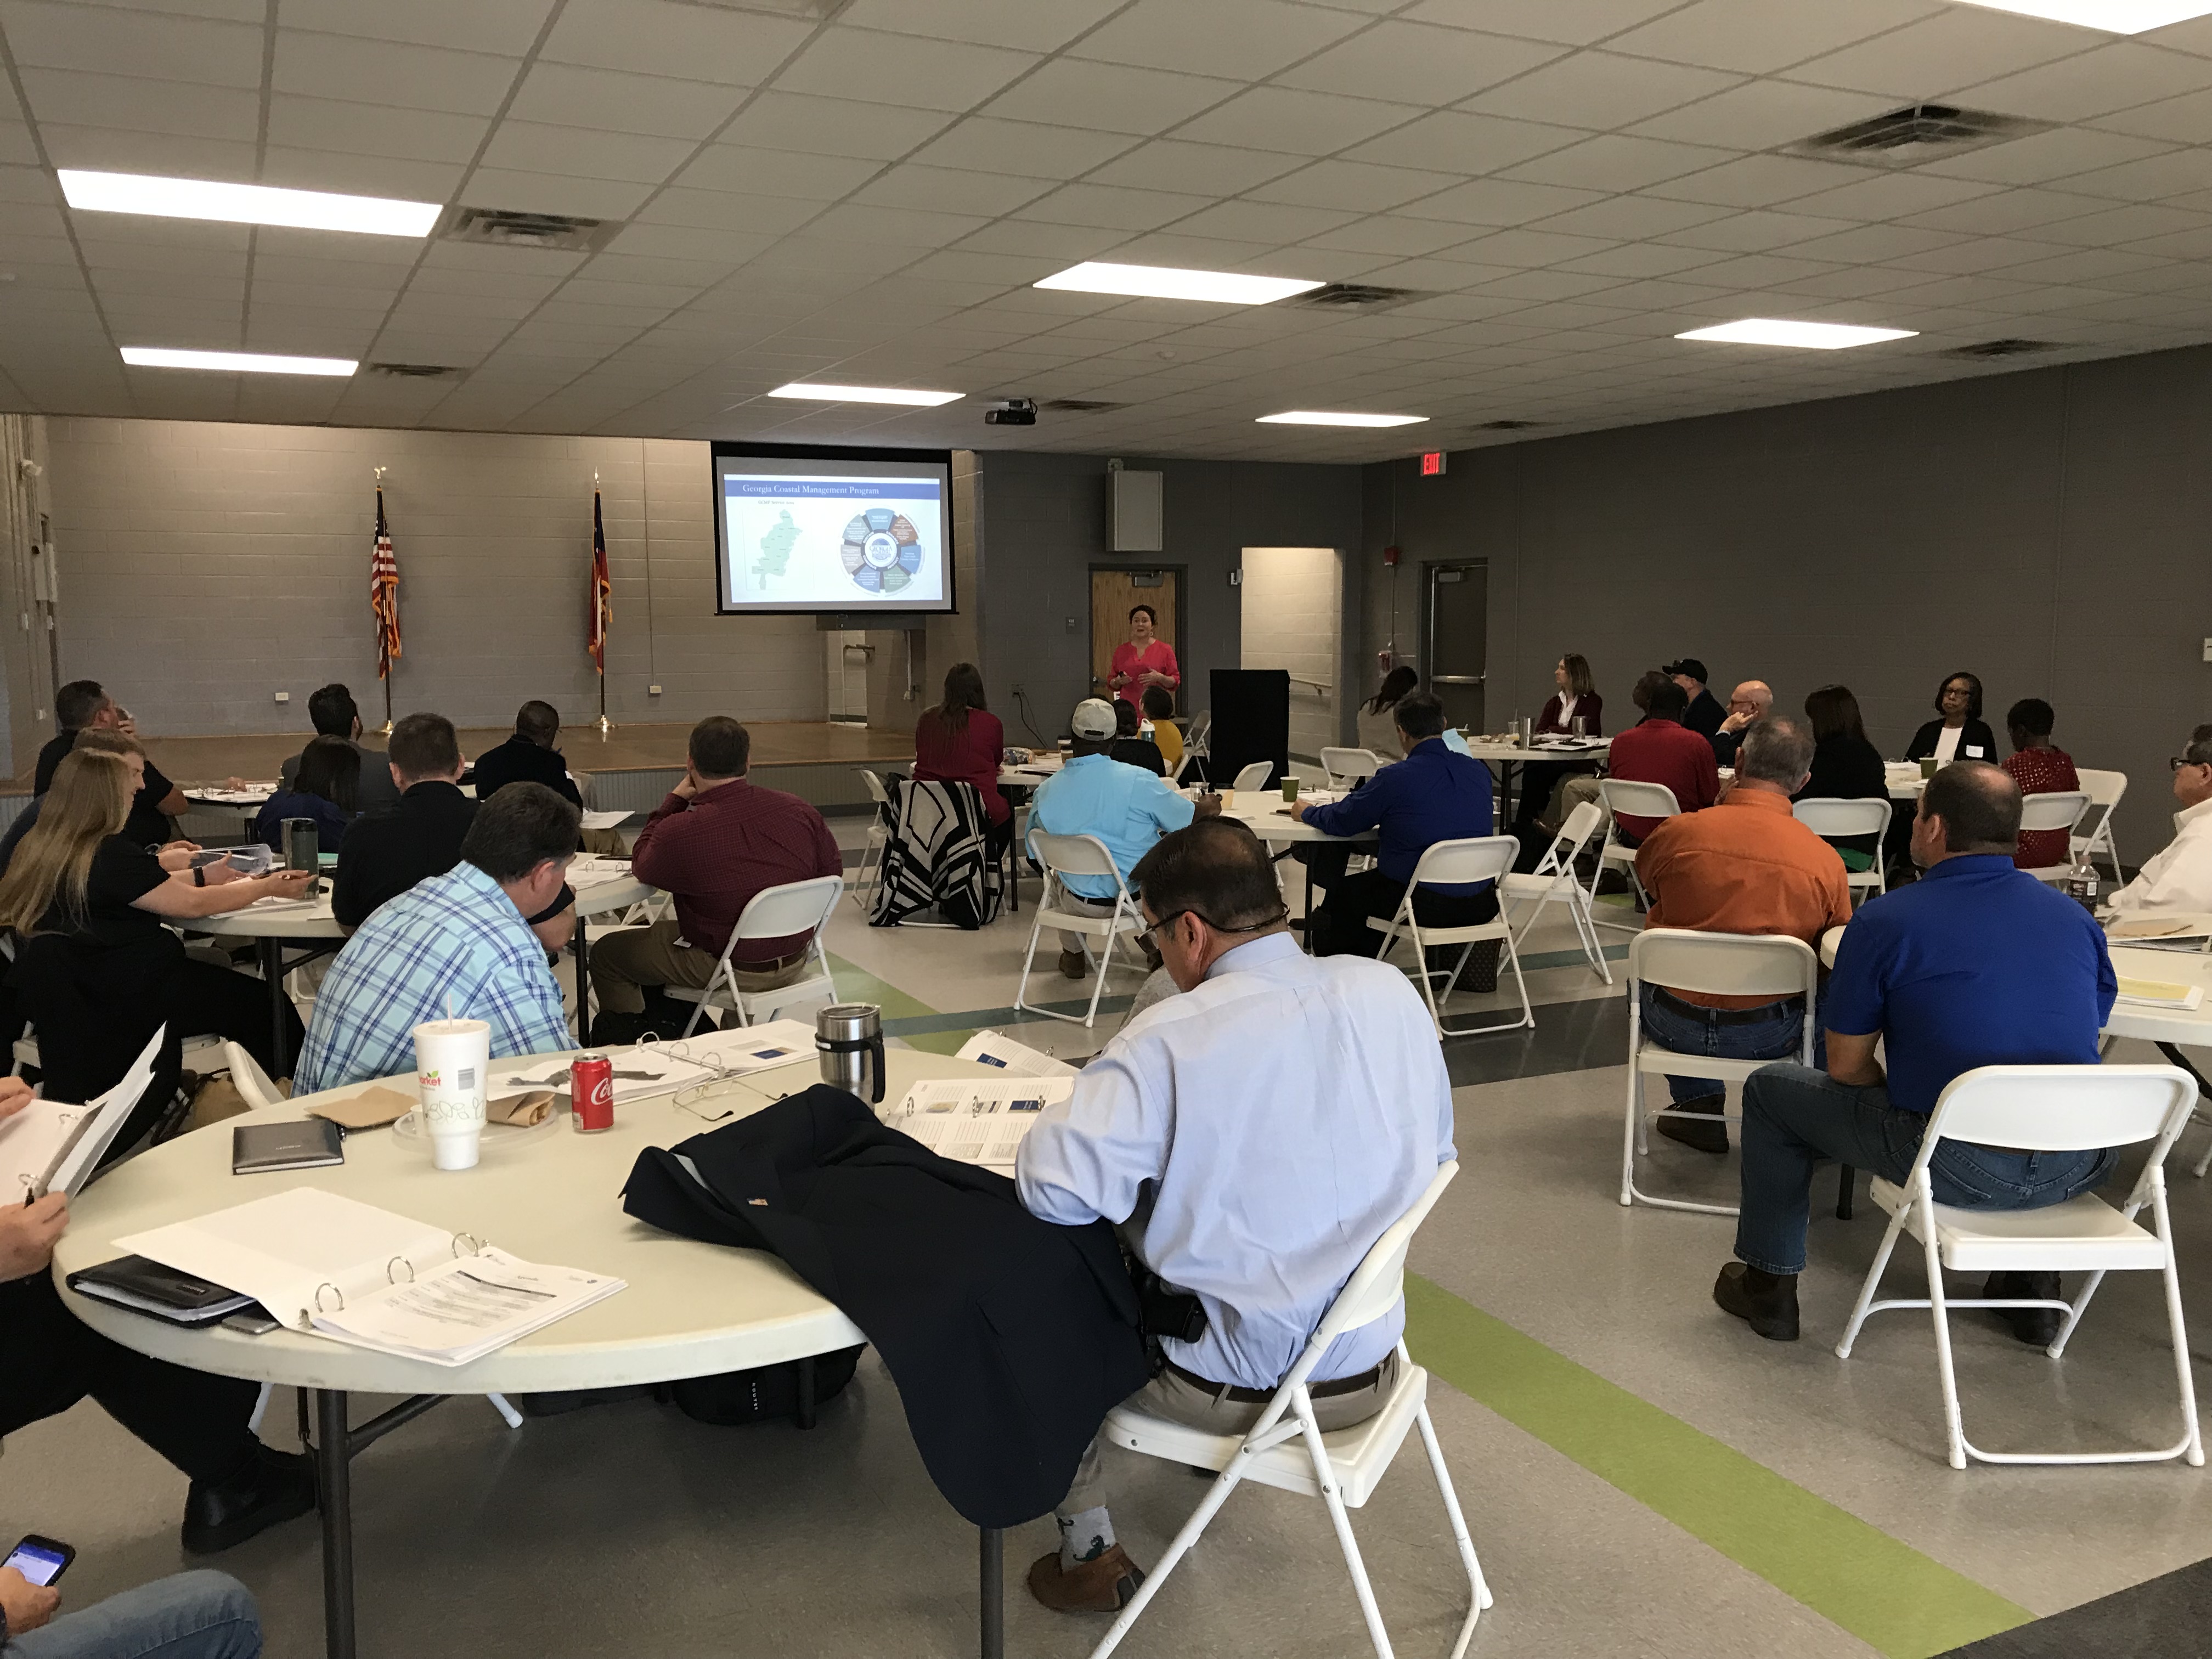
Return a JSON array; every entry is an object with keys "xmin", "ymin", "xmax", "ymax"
[
  {"xmin": 592, "ymin": 473, "xmax": 611, "ymax": 735},
  {"xmin": 375, "ymin": 466, "xmax": 393, "ymax": 735}
]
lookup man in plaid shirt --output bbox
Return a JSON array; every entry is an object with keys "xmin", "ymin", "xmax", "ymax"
[{"xmin": 295, "ymin": 783, "xmax": 579, "ymax": 1093}]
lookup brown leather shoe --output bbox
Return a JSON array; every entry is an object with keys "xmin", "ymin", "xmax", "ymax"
[
  {"xmin": 1057, "ymin": 947, "xmax": 1089, "ymax": 980},
  {"xmin": 1028, "ymin": 1545, "xmax": 1146, "ymax": 1614},
  {"xmin": 1713, "ymin": 1261, "xmax": 1799, "ymax": 1341}
]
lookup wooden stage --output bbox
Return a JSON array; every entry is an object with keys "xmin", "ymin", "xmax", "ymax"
[{"xmin": 4, "ymin": 720, "xmax": 916, "ymax": 794}]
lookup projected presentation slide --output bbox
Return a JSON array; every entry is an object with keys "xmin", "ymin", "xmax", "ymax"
[{"xmin": 712, "ymin": 447, "xmax": 955, "ymax": 614}]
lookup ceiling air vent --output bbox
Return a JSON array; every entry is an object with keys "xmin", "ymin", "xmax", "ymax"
[
  {"xmin": 1288, "ymin": 283, "xmax": 1426, "ymax": 312},
  {"xmin": 1475, "ymin": 419, "xmax": 1542, "ymax": 431},
  {"xmin": 1041, "ymin": 398, "xmax": 1127, "ymax": 413},
  {"xmin": 440, "ymin": 206, "xmax": 620, "ymax": 253},
  {"xmin": 1790, "ymin": 104, "xmax": 2052, "ymax": 167},
  {"xmin": 368, "ymin": 362, "xmax": 466, "ymax": 380},
  {"xmin": 1939, "ymin": 338, "xmax": 2063, "ymax": 360}
]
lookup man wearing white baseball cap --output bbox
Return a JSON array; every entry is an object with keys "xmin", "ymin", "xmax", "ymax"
[{"xmin": 1029, "ymin": 698, "xmax": 1221, "ymax": 977}]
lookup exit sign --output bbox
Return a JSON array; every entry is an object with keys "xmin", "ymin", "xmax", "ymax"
[{"xmin": 1419, "ymin": 451, "xmax": 1446, "ymax": 476}]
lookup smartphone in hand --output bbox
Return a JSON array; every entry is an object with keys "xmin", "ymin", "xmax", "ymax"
[{"xmin": 4, "ymin": 1535, "xmax": 74, "ymax": 1586}]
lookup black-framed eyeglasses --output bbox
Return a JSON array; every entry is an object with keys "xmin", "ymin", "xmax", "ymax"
[
  {"xmin": 1135, "ymin": 906, "xmax": 1289, "ymax": 949},
  {"xmin": 2172, "ymin": 755, "xmax": 2211, "ymax": 772}
]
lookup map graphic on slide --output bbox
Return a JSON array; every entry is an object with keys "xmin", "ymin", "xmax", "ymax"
[
  {"xmin": 754, "ymin": 509, "xmax": 800, "ymax": 589},
  {"xmin": 840, "ymin": 509, "xmax": 923, "ymax": 594}
]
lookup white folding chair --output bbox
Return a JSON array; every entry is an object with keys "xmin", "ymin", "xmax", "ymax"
[
  {"xmin": 1793, "ymin": 797, "xmax": 1892, "ymax": 904},
  {"xmin": 666, "ymin": 876, "xmax": 843, "ymax": 1037},
  {"xmin": 1232, "ymin": 760, "xmax": 1274, "ymax": 792},
  {"xmin": 2017, "ymin": 791, "xmax": 2091, "ymax": 883},
  {"xmin": 1367, "ymin": 837, "xmax": 1533, "ymax": 1039},
  {"xmin": 1015, "ymin": 832, "xmax": 1143, "ymax": 1028},
  {"xmin": 1320, "ymin": 747, "xmax": 1385, "ymax": 790},
  {"xmin": 1184, "ymin": 710, "xmax": 1211, "ymax": 759},
  {"xmin": 1621, "ymin": 930, "xmax": 1817, "ymax": 1214},
  {"xmin": 218, "ymin": 1041, "xmax": 282, "ymax": 1110},
  {"xmin": 1500, "ymin": 800, "xmax": 1612, "ymax": 984},
  {"xmin": 1589, "ymin": 779, "xmax": 1679, "ymax": 932},
  {"xmin": 1088, "ymin": 1161, "xmax": 1491, "ymax": 1659},
  {"xmin": 849, "ymin": 768, "xmax": 894, "ymax": 915},
  {"xmin": 2073, "ymin": 769, "xmax": 2127, "ymax": 883},
  {"xmin": 1835, "ymin": 1064, "xmax": 2203, "ymax": 1470}
]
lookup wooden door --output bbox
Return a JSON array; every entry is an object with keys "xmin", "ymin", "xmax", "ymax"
[{"xmin": 1090, "ymin": 568, "xmax": 1180, "ymax": 705}]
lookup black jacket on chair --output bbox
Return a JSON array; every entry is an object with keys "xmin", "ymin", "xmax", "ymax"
[
  {"xmin": 1904, "ymin": 718, "xmax": 2000, "ymax": 766},
  {"xmin": 622, "ymin": 1085, "xmax": 1148, "ymax": 1528}
]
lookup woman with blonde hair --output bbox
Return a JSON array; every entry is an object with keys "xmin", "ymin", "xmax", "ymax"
[{"xmin": 0, "ymin": 749, "xmax": 314, "ymax": 1111}]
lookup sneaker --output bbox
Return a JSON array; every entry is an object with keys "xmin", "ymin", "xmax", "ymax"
[
  {"xmin": 182, "ymin": 1446, "xmax": 317, "ymax": 1554},
  {"xmin": 1656, "ymin": 1093, "xmax": 1729, "ymax": 1154},
  {"xmin": 1057, "ymin": 948, "xmax": 1089, "ymax": 981},
  {"xmin": 1028, "ymin": 1545, "xmax": 1146, "ymax": 1614},
  {"xmin": 1712, "ymin": 1261, "xmax": 1799, "ymax": 1342}
]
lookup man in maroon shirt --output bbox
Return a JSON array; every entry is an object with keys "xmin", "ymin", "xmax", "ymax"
[
  {"xmin": 1605, "ymin": 681, "xmax": 1719, "ymax": 843},
  {"xmin": 588, "ymin": 716, "xmax": 842, "ymax": 1043}
]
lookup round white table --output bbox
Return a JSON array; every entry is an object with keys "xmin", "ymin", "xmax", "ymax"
[
  {"xmin": 57, "ymin": 1042, "xmax": 1001, "ymax": 1659},
  {"xmin": 1211, "ymin": 790, "xmax": 1378, "ymax": 951},
  {"xmin": 182, "ymin": 871, "xmax": 658, "ymax": 1073}
]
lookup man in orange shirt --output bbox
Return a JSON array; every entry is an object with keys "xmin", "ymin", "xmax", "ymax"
[{"xmin": 1635, "ymin": 716, "xmax": 1852, "ymax": 1154}]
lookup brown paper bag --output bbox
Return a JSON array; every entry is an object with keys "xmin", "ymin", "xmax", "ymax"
[
  {"xmin": 306, "ymin": 1086, "xmax": 417, "ymax": 1131},
  {"xmin": 486, "ymin": 1091, "xmax": 556, "ymax": 1127}
]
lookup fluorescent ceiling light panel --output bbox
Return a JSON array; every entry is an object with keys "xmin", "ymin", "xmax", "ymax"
[
  {"xmin": 59, "ymin": 170, "xmax": 439, "ymax": 237},
  {"xmin": 1256, "ymin": 411, "xmax": 1429, "ymax": 428},
  {"xmin": 1675, "ymin": 319, "xmax": 1918, "ymax": 349},
  {"xmin": 120, "ymin": 347, "xmax": 357, "ymax": 376},
  {"xmin": 1948, "ymin": 1, "xmax": 2212, "ymax": 32},
  {"xmin": 766, "ymin": 382, "xmax": 962, "ymax": 406},
  {"xmin": 1035, "ymin": 262, "xmax": 1324, "ymax": 306}
]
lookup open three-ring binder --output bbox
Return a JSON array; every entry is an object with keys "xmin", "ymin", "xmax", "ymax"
[{"xmin": 111, "ymin": 1187, "xmax": 624, "ymax": 1367}]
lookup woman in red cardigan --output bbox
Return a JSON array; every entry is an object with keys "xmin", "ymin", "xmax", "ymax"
[
  {"xmin": 912, "ymin": 662, "xmax": 1011, "ymax": 853},
  {"xmin": 1106, "ymin": 604, "xmax": 1179, "ymax": 713}
]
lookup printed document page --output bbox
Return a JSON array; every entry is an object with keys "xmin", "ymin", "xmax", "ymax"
[{"xmin": 885, "ymin": 1076, "xmax": 1075, "ymax": 1167}]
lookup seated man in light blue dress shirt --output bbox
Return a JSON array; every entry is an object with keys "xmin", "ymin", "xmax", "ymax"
[
  {"xmin": 1027, "ymin": 697, "xmax": 1218, "ymax": 979},
  {"xmin": 294, "ymin": 783, "xmax": 579, "ymax": 1094},
  {"xmin": 1015, "ymin": 817, "xmax": 1455, "ymax": 1615}
]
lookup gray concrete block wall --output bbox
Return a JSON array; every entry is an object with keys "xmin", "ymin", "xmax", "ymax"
[{"xmin": 43, "ymin": 419, "xmax": 826, "ymax": 737}]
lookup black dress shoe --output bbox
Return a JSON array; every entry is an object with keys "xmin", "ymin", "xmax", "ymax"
[
  {"xmin": 1713, "ymin": 1262, "xmax": 1799, "ymax": 1341},
  {"xmin": 1982, "ymin": 1271, "xmax": 2064, "ymax": 1347},
  {"xmin": 588, "ymin": 1011, "xmax": 649, "ymax": 1048},
  {"xmin": 182, "ymin": 1446, "xmax": 316, "ymax": 1554},
  {"xmin": 1657, "ymin": 1094, "xmax": 1729, "ymax": 1154}
]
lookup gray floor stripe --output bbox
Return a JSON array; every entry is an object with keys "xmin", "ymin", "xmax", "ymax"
[
  {"xmin": 1934, "ymin": 1556, "xmax": 2212, "ymax": 1658},
  {"xmin": 1442, "ymin": 993, "xmax": 1632, "ymax": 1087}
]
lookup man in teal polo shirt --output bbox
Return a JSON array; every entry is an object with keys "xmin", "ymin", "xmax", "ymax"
[
  {"xmin": 1029, "ymin": 698, "xmax": 1220, "ymax": 978},
  {"xmin": 1718, "ymin": 762, "xmax": 2117, "ymax": 1345}
]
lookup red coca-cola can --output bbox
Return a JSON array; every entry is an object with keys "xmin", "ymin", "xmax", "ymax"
[{"xmin": 571, "ymin": 1053, "xmax": 614, "ymax": 1133}]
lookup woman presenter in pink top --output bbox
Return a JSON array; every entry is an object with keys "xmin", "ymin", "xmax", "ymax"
[{"xmin": 1106, "ymin": 603, "xmax": 1179, "ymax": 713}]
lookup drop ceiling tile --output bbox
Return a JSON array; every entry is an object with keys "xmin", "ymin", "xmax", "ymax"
[
  {"xmin": 1532, "ymin": 194, "xmax": 1736, "ymax": 238},
  {"xmin": 18, "ymin": 66, "xmax": 256, "ymax": 140},
  {"xmin": 1605, "ymin": 0, "xmax": 1935, "ymax": 76},
  {"xmin": 1951, "ymin": 41, "xmax": 2212, "ymax": 125},
  {"xmin": 1504, "ymin": 134, "xmax": 1741, "ymax": 193},
  {"xmin": 1653, "ymin": 208, "xmax": 1860, "ymax": 251},
  {"xmin": 628, "ymin": 187, "xmax": 822, "ymax": 236},
  {"xmin": 273, "ymin": 34, "xmax": 521, "ymax": 116},
  {"xmin": 0, "ymin": 1, "xmax": 261, "ymax": 86},
  {"xmin": 478, "ymin": 122, "xmax": 698, "ymax": 187},
  {"xmin": 906, "ymin": 118, "xmax": 1137, "ymax": 181},
  {"xmin": 257, "ymin": 149, "xmax": 465, "ymax": 201},
  {"xmin": 1774, "ymin": 222, "xmax": 1966, "ymax": 263},
  {"xmin": 1172, "ymin": 87, "xmax": 1425, "ymax": 155},
  {"xmin": 1167, "ymin": 199, "xmax": 1358, "ymax": 242},
  {"xmin": 954, "ymin": 219, "xmax": 1128, "ymax": 259},
  {"xmin": 540, "ymin": 0, "xmax": 812, "ymax": 86},
  {"xmin": 1895, "ymin": 185, "xmax": 2107, "ymax": 236},
  {"xmin": 1779, "ymin": 172, "xmax": 2001, "ymax": 222},
  {"xmin": 852, "ymin": 165, "xmax": 1056, "ymax": 216},
  {"xmin": 263, "ymin": 95, "xmax": 489, "ymax": 166},
  {"xmin": 1246, "ymin": 159, "xmax": 1464, "ymax": 212},
  {"xmin": 1782, "ymin": 9, "xmax": 2088, "ymax": 100},
  {"xmin": 1013, "ymin": 181, "xmax": 1216, "ymax": 232},
  {"xmin": 1300, "ymin": 214, "xmax": 1498, "ymax": 256},
  {"xmin": 2037, "ymin": 202, "xmax": 2212, "ymax": 247},
  {"xmin": 1459, "ymin": 51, "xmax": 1743, "ymax": 128},
  {"xmin": 1554, "ymin": 241, "xmax": 1731, "ymax": 276},
  {"xmin": 1273, "ymin": 21, "xmax": 1560, "ymax": 107},
  {"xmin": 460, "ymin": 168, "xmax": 655, "ymax": 221},
  {"xmin": 1920, "ymin": 126, "xmax": 2175, "ymax": 188},
  {"xmin": 1345, "ymin": 110, "xmax": 1588, "ymax": 173},
  {"xmin": 1646, "ymin": 153, "xmax": 1875, "ymax": 208},
  {"xmin": 713, "ymin": 92, "xmax": 956, "ymax": 162},
  {"xmin": 1627, "ymin": 77, "xmax": 1888, "ymax": 151},
  {"xmin": 803, "ymin": 201, "xmax": 990, "ymax": 249},
  {"xmin": 670, "ymin": 146, "xmax": 881, "ymax": 201},
  {"xmin": 1070, "ymin": 0, "xmax": 1366, "ymax": 79},
  {"xmin": 2058, "ymin": 149, "xmax": 2212, "ymax": 204},
  {"xmin": 979, "ymin": 60, "xmax": 1238, "ymax": 136},
  {"xmin": 1440, "ymin": 226, "xmax": 1619, "ymax": 267},
  {"xmin": 35, "ymin": 123, "xmax": 255, "ymax": 177},
  {"xmin": 2092, "ymin": 87, "xmax": 2212, "ymax": 145},
  {"xmin": 1094, "ymin": 141, "xmax": 1309, "ymax": 199},
  {"xmin": 1393, "ymin": 176, "xmax": 1606, "ymax": 227},
  {"xmin": 836, "ymin": 0, "xmax": 1122, "ymax": 53},
  {"xmin": 504, "ymin": 64, "xmax": 752, "ymax": 142},
  {"xmin": 1404, "ymin": 0, "xmax": 1698, "ymax": 48},
  {"xmin": 774, "ymin": 27, "xmax": 1037, "ymax": 114}
]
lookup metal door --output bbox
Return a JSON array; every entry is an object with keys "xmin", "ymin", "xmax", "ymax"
[{"xmin": 1425, "ymin": 561, "xmax": 1487, "ymax": 732}]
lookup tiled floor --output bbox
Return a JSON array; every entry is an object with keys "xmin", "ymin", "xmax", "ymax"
[{"xmin": 14, "ymin": 828, "xmax": 2212, "ymax": 1657}]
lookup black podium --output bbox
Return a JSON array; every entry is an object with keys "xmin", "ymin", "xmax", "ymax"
[{"xmin": 1207, "ymin": 668, "xmax": 1289, "ymax": 791}]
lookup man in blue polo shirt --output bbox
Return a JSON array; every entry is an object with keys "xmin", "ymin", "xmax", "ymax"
[
  {"xmin": 1029, "ymin": 698, "xmax": 1218, "ymax": 978},
  {"xmin": 1294, "ymin": 691, "xmax": 1497, "ymax": 965},
  {"xmin": 1718, "ymin": 761, "xmax": 2117, "ymax": 1345}
]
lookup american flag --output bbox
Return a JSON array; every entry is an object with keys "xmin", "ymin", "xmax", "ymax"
[
  {"xmin": 588, "ymin": 488, "xmax": 611, "ymax": 674},
  {"xmin": 370, "ymin": 486, "xmax": 401, "ymax": 678}
]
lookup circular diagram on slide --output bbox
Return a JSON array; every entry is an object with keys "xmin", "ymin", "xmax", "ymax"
[{"xmin": 840, "ymin": 508, "xmax": 923, "ymax": 594}]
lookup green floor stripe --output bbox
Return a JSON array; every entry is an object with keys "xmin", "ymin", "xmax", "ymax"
[
  {"xmin": 822, "ymin": 953, "xmax": 970, "ymax": 1054},
  {"xmin": 1404, "ymin": 1275, "xmax": 2030, "ymax": 1659}
]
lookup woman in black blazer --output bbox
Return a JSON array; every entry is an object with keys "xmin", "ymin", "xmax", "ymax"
[
  {"xmin": 1903, "ymin": 671, "xmax": 2000, "ymax": 768},
  {"xmin": 1795, "ymin": 684, "xmax": 1888, "ymax": 868}
]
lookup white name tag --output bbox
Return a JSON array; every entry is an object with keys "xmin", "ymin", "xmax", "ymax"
[{"xmin": 1965, "ymin": 745, "xmax": 1985, "ymax": 758}]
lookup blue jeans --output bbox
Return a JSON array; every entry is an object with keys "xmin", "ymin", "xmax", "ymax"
[
  {"xmin": 1639, "ymin": 985, "xmax": 1818, "ymax": 1105},
  {"xmin": 1736, "ymin": 1063, "xmax": 2119, "ymax": 1277},
  {"xmin": 11, "ymin": 1571, "xmax": 259, "ymax": 1659}
]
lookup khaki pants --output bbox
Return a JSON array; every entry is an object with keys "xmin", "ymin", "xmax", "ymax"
[
  {"xmin": 589, "ymin": 917, "xmax": 809, "ymax": 1016},
  {"xmin": 1557, "ymin": 773, "xmax": 1605, "ymax": 827},
  {"xmin": 1059, "ymin": 1351, "xmax": 1400, "ymax": 1516},
  {"xmin": 1054, "ymin": 893, "xmax": 1121, "ymax": 955}
]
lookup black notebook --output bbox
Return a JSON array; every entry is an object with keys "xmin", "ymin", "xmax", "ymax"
[
  {"xmin": 232, "ymin": 1119, "xmax": 345, "ymax": 1175},
  {"xmin": 66, "ymin": 1255, "xmax": 256, "ymax": 1327}
]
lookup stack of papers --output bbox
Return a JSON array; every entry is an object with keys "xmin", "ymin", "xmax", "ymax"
[
  {"xmin": 579, "ymin": 810, "xmax": 631, "ymax": 831},
  {"xmin": 567, "ymin": 855, "xmax": 634, "ymax": 884},
  {"xmin": 0, "ymin": 1030, "xmax": 162, "ymax": 1200},
  {"xmin": 957, "ymin": 1031, "xmax": 1078, "ymax": 1078},
  {"xmin": 2115, "ymin": 977, "xmax": 2205, "ymax": 1011},
  {"xmin": 2107, "ymin": 917, "xmax": 2212, "ymax": 953},
  {"xmin": 884, "ymin": 1074, "xmax": 1074, "ymax": 1169},
  {"xmin": 312, "ymin": 1247, "xmax": 624, "ymax": 1368}
]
